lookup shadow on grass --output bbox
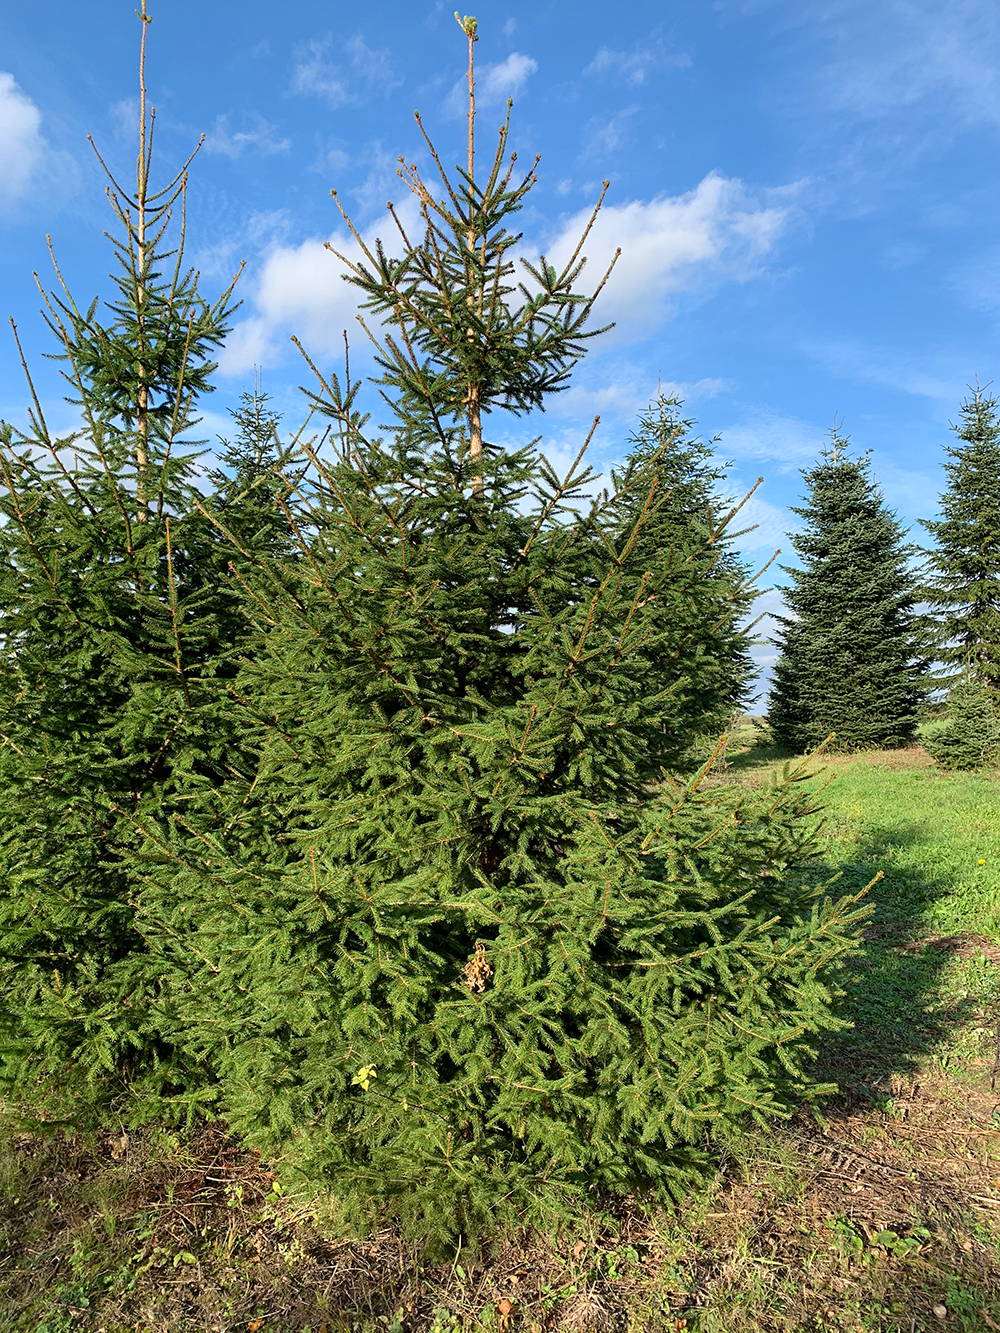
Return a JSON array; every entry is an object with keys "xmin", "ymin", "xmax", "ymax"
[
  {"xmin": 814, "ymin": 823, "xmax": 992, "ymax": 1091},
  {"xmin": 720, "ymin": 733, "xmax": 994, "ymax": 1087}
]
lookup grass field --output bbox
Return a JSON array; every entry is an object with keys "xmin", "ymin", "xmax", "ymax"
[{"xmin": 2, "ymin": 732, "xmax": 999, "ymax": 1333}]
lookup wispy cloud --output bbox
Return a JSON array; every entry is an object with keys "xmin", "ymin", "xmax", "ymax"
[
  {"xmin": 724, "ymin": 489, "xmax": 792, "ymax": 557},
  {"xmin": 0, "ymin": 72, "xmax": 45, "ymax": 206},
  {"xmin": 545, "ymin": 172, "xmax": 799, "ymax": 342},
  {"xmin": 803, "ymin": 337, "xmax": 968, "ymax": 402},
  {"xmin": 292, "ymin": 34, "xmax": 400, "ymax": 108},
  {"xmin": 770, "ymin": 0, "xmax": 1000, "ymax": 203},
  {"xmin": 445, "ymin": 51, "xmax": 538, "ymax": 116},
  {"xmin": 585, "ymin": 41, "xmax": 691, "ymax": 86},
  {"xmin": 193, "ymin": 208, "xmax": 294, "ymax": 284},
  {"xmin": 109, "ymin": 97, "xmax": 139, "ymax": 141},
  {"xmin": 555, "ymin": 372, "xmax": 733, "ymax": 423},
  {"xmin": 950, "ymin": 241, "xmax": 1000, "ymax": 312},
  {"xmin": 582, "ymin": 107, "xmax": 638, "ymax": 157},
  {"xmin": 821, "ymin": 0, "xmax": 1000, "ymax": 130},
  {"xmin": 716, "ymin": 410, "xmax": 826, "ymax": 471},
  {"xmin": 310, "ymin": 138, "xmax": 351, "ymax": 174},
  {"xmin": 204, "ymin": 112, "xmax": 291, "ymax": 159}
]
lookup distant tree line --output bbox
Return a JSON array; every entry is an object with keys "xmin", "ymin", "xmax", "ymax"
[{"xmin": 767, "ymin": 392, "xmax": 1000, "ymax": 769}]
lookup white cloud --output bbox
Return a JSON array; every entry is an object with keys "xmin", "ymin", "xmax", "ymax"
[
  {"xmin": 716, "ymin": 410, "xmax": 826, "ymax": 471},
  {"xmin": 221, "ymin": 169, "xmax": 794, "ymax": 389},
  {"xmin": 545, "ymin": 172, "xmax": 798, "ymax": 342},
  {"xmin": 480, "ymin": 52, "xmax": 538, "ymax": 104},
  {"xmin": 585, "ymin": 43, "xmax": 691, "ymax": 86},
  {"xmin": 292, "ymin": 34, "xmax": 399, "ymax": 108},
  {"xmin": 822, "ymin": 0, "xmax": 1000, "ymax": 130},
  {"xmin": 311, "ymin": 139, "xmax": 351, "ymax": 174},
  {"xmin": 204, "ymin": 112, "xmax": 291, "ymax": 159},
  {"xmin": 723, "ymin": 487, "xmax": 793, "ymax": 555},
  {"xmin": 555, "ymin": 372, "xmax": 733, "ymax": 422},
  {"xmin": 194, "ymin": 208, "xmax": 292, "ymax": 281},
  {"xmin": 293, "ymin": 40, "xmax": 348, "ymax": 106},
  {"xmin": 348, "ymin": 143, "xmax": 400, "ymax": 213},
  {"xmin": 0, "ymin": 71, "xmax": 45, "ymax": 205},
  {"xmin": 109, "ymin": 97, "xmax": 139, "ymax": 140},
  {"xmin": 218, "ymin": 198, "xmax": 424, "ymax": 375},
  {"xmin": 583, "ymin": 107, "xmax": 638, "ymax": 157},
  {"xmin": 445, "ymin": 52, "xmax": 538, "ymax": 116},
  {"xmin": 218, "ymin": 236, "xmax": 360, "ymax": 373},
  {"xmin": 803, "ymin": 338, "xmax": 966, "ymax": 402}
]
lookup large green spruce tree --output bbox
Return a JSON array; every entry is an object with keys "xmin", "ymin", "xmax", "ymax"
[
  {"xmin": 0, "ymin": 4, "xmax": 241, "ymax": 1106},
  {"xmin": 610, "ymin": 394, "xmax": 760, "ymax": 751},
  {"xmin": 123, "ymin": 19, "xmax": 871, "ymax": 1238},
  {"xmin": 918, "ymin": 386, "xmax": 1000, "ymax": 767},
  {"xmin": 769, "ymin": 435, "xmax": 926, "ymax": 752},
  {"xmin": 920, "ymin": 386, "xmax": 1000, "ymax": 694}
]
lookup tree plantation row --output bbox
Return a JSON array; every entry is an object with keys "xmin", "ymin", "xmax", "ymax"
[{"xmin": 0, "ymin": 8, "xmax": 997, "ymax": 1243}]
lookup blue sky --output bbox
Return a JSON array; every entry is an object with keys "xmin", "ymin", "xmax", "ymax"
[{"xmin": 3, "ymin": 1, "xmax": 999, "ymax": 691}]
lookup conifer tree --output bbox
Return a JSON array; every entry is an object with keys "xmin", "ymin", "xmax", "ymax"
[
  {"xmin": 769, "ymin": 433, "xmax": 925, "ymax": 752},
  {"xmin": 208, "ymin": 374, "xmax": 295, "ymax": 561},
  {"xmin": 130, "ymin": 18, "xmax": 871, "ymax": 1238},
  {"xmin": 0, "ymin": 2, "xmax": 239, "ymax": 1103},
  {"xmin": 920, "ymin": 386, "xmax": 1000, "ymax": 697},
  {"xmin": 610, "ymin": 394, "xmax": 760, "ymax": 755},
  {"xmin": 924, "ymin": 678, "xmax": 1000, "ymax": 770}
]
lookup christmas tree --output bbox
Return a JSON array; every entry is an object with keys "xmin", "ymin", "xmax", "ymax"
[
  {"xmin": 769, "ymin": 432, "xmax": 925, "ymax": 752},
  {"xmin": 0, "ymin": 2, "xmax": 240, "ymax": 1108},
  {"xmin": 921, "ymin": 385, "xmax": 1000, "ymax": 698},
  {"xmin": 924, "ymin": 679, "xmax": 1000, "ymax": 770},
  {"xmin": 207, "ymin": 374, "xmax": 298, "ymax": 562},
  {"xmin": 610, "ymin": 393, "xmax": 762, "ymax": 762},
  {"xmin": 128, "ymin": 18, "xmax": 871, "ymax": 1239}
]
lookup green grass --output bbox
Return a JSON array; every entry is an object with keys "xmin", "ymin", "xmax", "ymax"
[
  {"xmin": 817, "ymin": 755, "xmax": 1000, "ymax": 936},
  {"xmin": 2, "ymin": 734, "xmax": 999, "ymax": 1333}
]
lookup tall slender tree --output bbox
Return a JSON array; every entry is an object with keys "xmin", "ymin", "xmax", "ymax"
[
  {"xmin": 129, "ymin": 19, "xmax": 870, "ymax": 1239},
  {"xmin": 207, "ymin": 374, "xmax": 300, "ymax": 568},
  {"xmin": 921, "ymin": 385, "xmax": 1000, "ymax": 697},
  {"xmin": 610, "ymin": 393, "xmax": 761, "ymax": 753},
  {"xmin": 769, "ymin": 432, "xmax": 926, "ymax": 752},
  {"xmin": 0, "ymin": 1, "xmax": 240, "ymax": 1105}
]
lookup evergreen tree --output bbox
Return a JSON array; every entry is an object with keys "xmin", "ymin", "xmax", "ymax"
[
  {"xmin": 924, "ymin": 679, "xmax": 1000, "ymax": 770},
  {"xmin": 207, "ymin": 374, "xmax": 296, "ymax": 563},
  {"xmin": 769, "ymin": 433, "xmax": 925, "ymax": 752},
  {"xmin": 920, "ymin": 386, "xmax": 1000, "ymax": 697},
  {"xmin": 610, "ymin": 394, "xmax": 760, "ymax": 755},
  {"xmin": 0, "ymin": 3, "xmax": 239, "ymax": 1107},
  {"xmin": 129, "ymin": 19, "xmax": 870, "ymax": 1239}
]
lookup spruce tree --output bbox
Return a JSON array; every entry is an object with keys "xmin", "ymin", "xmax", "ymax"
[
  {"xmin": 920, "ymin": 386, "xmax": 1000, "ymax": 697},
  {"xmin": 0, "ymin": 3, "xmax": 239, "ymax": 1106},
  {"xmin": 924, "ymin": 679, "xmax": 1000, "ymax": 770},
  {"xmin": 207, "ymin": 375, "xmax": 296, "ymax": 563},
  {"xmin": 610, "ymin": 393, "xmax": 760, "ymax": 756},
  {"xmin": 769, "ymin": 433, "xmax": 925, "ymax": 752},
  {"xmin": 129, "ymin": 18, "xmax": 870, "ymax": 1239}
]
